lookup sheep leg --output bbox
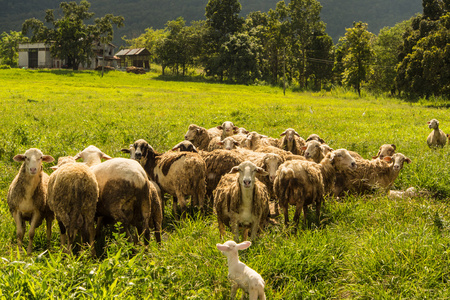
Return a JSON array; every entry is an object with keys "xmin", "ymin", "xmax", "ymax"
[
  {"xmin": 231, "ymin": 220, "xmax": 240, "ymax": 242},
  {"xmin": 45, "ymin": 216, "xmax": 53, "ymax": 249},
  {"xmin": 58, "ymin": 220, "xmax": 67, "ymax": 250},
  {"xmin": 293, "ymin": 202, "xmax": 303, "ymax": 229},
  {"xmin": 250, "ymin": 220, "xmax": 260, "ymax": 241},
  {"xmin": 153, "ymin": 219, "xmax": 162, "ymax": 244},
  {"xmin": 27, "ymin": 212, "xmax": 42, "ymax": 255},
  {"xmin": 315, "ymin": 200, "xmax": 322, "ymax": 225},
  {"xmin": 12, "ymin": 211, "xmax": 25, "ymax": 253},
  {"xmin": 249, "ymin": 288, "xmax": 259, "ymax": 300},
  {"xmin": 243, "ymin": 227, "xmax": 250, "ymax": 241},
  {"xmin": 218, "ymin": 219, "xmax": 226, "ymax": 239},
  {"xmin": 283, "ymin": 204, "xmax": 289, "ymax": 226},
  {"xmin": 176, "ymin": 194, "xmax": 187, "ymax": 219},
  {"xmin": 87, "ymin": 222, "xmax": 96, "ymax": 257},
  {"xmin": 230, "ymin": 283, "xmax": 238, "ymax": 299}
]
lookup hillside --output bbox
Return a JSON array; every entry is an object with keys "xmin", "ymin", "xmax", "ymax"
[{"xmin": 0, "ymin": 0, "xmax": 422, "ymax": 46}]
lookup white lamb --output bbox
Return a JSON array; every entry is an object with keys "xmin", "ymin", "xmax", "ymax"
[{"xmin": 216, "ymin": 240, "xmax": 266, "ymax": 300}]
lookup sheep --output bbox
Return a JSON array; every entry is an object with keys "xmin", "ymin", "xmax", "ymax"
[
  {"xmin": 128, "ymin": 139, "xmax": 206, "ymax": 218},
  {"xmin": 171, "ymin": 140, "xmax": 199, "ymax": 153},
  {"xmin": 218, "ymin": 121, "xmax": 239, "ymax": 140},
  {"xmin": 214, "ymin": 161, "xmax": 270, "ymax": 242},
  {"xmin": 372, "ymin": 144, "xmax": 396, "ymax": 159},
  {"xmin": 244, "ymin": 131, "xmax": 279, "ymax": 150},
  {"xmin": 305, "ymin": 134, "xmax": 326, "ymax": 144},
  {"xmin": 427, "ymin": 119, "xmax": 447, "ymax": 148},
  {"xmin": 7, "ymin": 148, "xmax": 55, "ymax": 255},
  {"xmin": 76, "ymin": 146, "xmax": 162, "ymax": 244},
  {"xmin": 302, "ymin": 140, "xmax": 325, "ymax": 163},
  {"xmin": 278, "ymin": 128, "xmax": 306, "ymax": 155},
  {"xmin": 47, "ymin": 156, "xmax": 98, "ymax": 255},
  {"xmin": 334, "ymin": 153, "xmax": 412, "ymax": 196},
  {"xmin": 216, "ymin": 240, "xmax": 266, "ymax": 300},
  {"xmin": 274, "ymin": 149, "xmax": 357, "ymax": 228},
  {"xmin": 73, "ymin": 145, "xmax": 112, "ymax": 167},
  {"xmin": 184, "ymin": 124, "xmax": 215, "ymax": 150},
  {"xmin": 217, "ymin": 137, "xmax": 241, "ymax": 150}
]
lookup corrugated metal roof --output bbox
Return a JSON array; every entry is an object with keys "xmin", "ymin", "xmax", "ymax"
[{"xmin": 115, "ymin": 48, "xmax": 149, "ymax": 56}]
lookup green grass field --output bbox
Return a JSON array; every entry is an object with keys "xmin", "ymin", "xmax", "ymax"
[{"xmin": 1, "ymin": 69, "xmax": 450, "ymax": 299}]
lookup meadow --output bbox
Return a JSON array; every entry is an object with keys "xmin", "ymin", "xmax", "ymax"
[{"xmin": 0, "ymin": 69, "xmax": 450, "ymax": 299}]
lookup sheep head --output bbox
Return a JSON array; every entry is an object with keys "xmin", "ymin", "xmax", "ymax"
[
  {"xmin": 372, "ymin": 144, "xmax": 396, "ymax": 160},
  {"xmin": 217, "ymin": 137, "xmax": 240, "ymax": 150},
  {"xmin": 74, "ymin": 145, "xmax": 112, "ymax": 167},
  {"xmin": 428, "ymin": 119, "xmax": 439, "ymax": 129},
  {"xmin": 172, "ymin": 140, "xmax": 198, "ymax": 153},
  {"xmin": 131, "ymin": 139, "xmax": 154, "ymax": 161},
  {"xmin": 185, "ymin": 124, "xmax": 207, "ymax": 142},
  {"xmin": 280, "ymin": 128, "xmax": 300, "ymax": 142},
  {"xmin": 383, "ymin": 153, "xmax": 411, "ymax": 172},
  {"xmin": 14, "ymin": 148, "xmax": 54, "ymax": 175},
  {"xmin": 328, "ymin": 149, "xmax": 357, "ymax": 171},
  {"xmin": 305, "ymin": 134, "xmax": 325, "ymax": 144},
  {"xmin": 50, "ymin": 156, "xmax": 76, "ymax": 171},
  {"xmin": 216, "ymin": 240, "xmax": 251, "ymax": 258},
  {"xmin": 217, "ymin": 121, "xmax": 239, "ymax": 137},
  {"xmin": 261, "ymin": 153, "xmax": 283, "ymax": 183},
  {"xmin": 302, "ymin": 140, "xmax": 322, "ymax": 160},
  {"xmin": 230, "ymin": 161, "xmax": 268, "ymax": 189}
]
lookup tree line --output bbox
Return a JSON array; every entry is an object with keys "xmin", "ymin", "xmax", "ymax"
[{"xmin": 0, "ymin": 0, "xmax": 449, "ymax": 99}]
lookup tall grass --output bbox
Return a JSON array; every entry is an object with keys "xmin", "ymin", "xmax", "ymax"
[{"xmin": 0, "ymin": 69, "xmax": 450, "ymax": 298}]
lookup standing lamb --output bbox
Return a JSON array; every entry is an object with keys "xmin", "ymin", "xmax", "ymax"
[
  {"xmin": 427, "ymin": 119, "xmax": 447, "ymax": 148},
  {"xmin": 7, "ymin": 148, "xmax": 55, "ymax": 255},
  {"xmin": 127, "ymin": 139, "xmax": 206, "ymax": 218},
  {"xmin": 214, "ymin": 161, "xmax": 270, "ymax": 242},
  {"xmin": 47, "ymin": 156, "xmax": 98, "ymax": 255},
  {"xmin": 274, "ymin": 149, "xmax": 357, "ymax": 228},
  {"xmin": 216, "ymin": 240, "xmax": 266, "ymax": 300}
]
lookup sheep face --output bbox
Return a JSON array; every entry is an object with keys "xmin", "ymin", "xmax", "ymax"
[
  {"xmin": 374, "ymin": 144, "xmax": 396, "ymax": 159},
  {"xmin": 217, "ymin": 121, "xmax": 238, "ymax": 137},
  {"xmin": 172, "ymin": 140, "xmax": 198, "ymax": 153},
  {"xmin": 132, "ymin": 139, "xmax": 153, "ymax": 160},
  {"xmin": 385, "ymin": 153, "xmax": 411, "ymax": 172},
  {"xmin": 330, "ymin": 149, "xmax": 357, "ymax": 171},
  {"xmin": 218, "ymin": 137, "xmax": 240, "ymax": 150},
  {"xmin": 262, "ymin": 154, "xmax": 283, "ymax": 182},
  {"xmin": 237, "ymin": 127, "xmax": 249, "ymax": 135},
  {"xmin": 280, "ymin": 128, "xmax": 300, "ymax": 142},
  {"xmin": 303, "ymin": 140, "xmax": 322, "ymax": 160},
  {"xmin": 245, "ymin": 132, "xmax": 266, "ymax": 150},
  {"xmin": 13, "ymin": 148, "xmax": 54, "ymax": 175},
  {"xmin": 230, "ymin": 161, "xmax": 268, "ymax": 189},
  {"xmin": 428, "ymin": 119, "xmax": 439, "ymax": 129},
  {"xmin": 184, "ymin": 124, "xmax": 206, "ymax": 142},
  {"xmin": 74, "ymin": 145, "xmax": 112, "ymax": 166},
  {"xmin": 216, "ymin": 240, "xmax": 251, "ymax": 256}
]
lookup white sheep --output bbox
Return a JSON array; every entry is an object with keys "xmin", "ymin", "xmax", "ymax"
[
  {"xmin": 48, "ymin": 156, "xmax": 98, "ymax": 255},
  {"xmin": 216, "ymin": 240, "xmax": 266, "ymax": 300},
  {"xmin": 214, "ymin": 161, "xmax": 270, "ymax": 242},
  {"xmin": 76, "ymin": 146, "xmax": 162, "ymax": 243},
  {"xmin": 7, "ymin": 148, "xmax": 55, "ymax": 255},
  {"xmin": 274, "ymin": 149, "xmax": 357, "ymax": 227},
  {"xmin": 427, "ymin": 119, "xmax": 447, "ymax": 148}
]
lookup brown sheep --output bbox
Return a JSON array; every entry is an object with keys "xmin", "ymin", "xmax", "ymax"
[
  {"xmin": 7, "ymin": 148, "xmax": 55, "ymax": 255},
  {"xmin": 372, "ymin": 144, "xmax": 396, "ymax": 159},
  {"xmin": 279, "ymin": 128, "xmax": 306, "ymax": 155},
  {"xmin": 274, "ymin": 149, "xmax": 357, "ymax": 228},
  {"xmin": 214, "ymin": 161, "xmax": 270, "ymax": 242},
  {"xmin": 334, "ymin": 153, "xmax": 411, "ymax": 196},
  {"xmin": 128, "ymin": 139, "xmax": 206, "ymax": 218},
  {"xmin": 48, "ymin": 156, "xmax": 98, "ymax": 255}
]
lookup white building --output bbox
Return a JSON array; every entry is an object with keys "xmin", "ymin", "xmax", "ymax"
[{"xmin": 18, "ymin": 42, "xmax": 118, "ymax": 69}]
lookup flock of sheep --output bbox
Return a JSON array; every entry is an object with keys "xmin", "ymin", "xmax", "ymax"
[{"xmin": 11, "ymin": 118, "xmax": 444, "ymax": 298}]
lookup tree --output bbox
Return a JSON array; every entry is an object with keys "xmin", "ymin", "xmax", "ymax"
[
  {"xmin": 340, "ymin": 22, "xmax": 375, "ymax": 96},
  {"xmin": 0, "ymin": 31, "xmax": 28, "ymax": 67},
  {"xmin": 22, "ymin": 0, "xmax": 123, "ymax": 70}
]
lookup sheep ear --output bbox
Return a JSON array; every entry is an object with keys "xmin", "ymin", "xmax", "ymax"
[
  {"xmin": 383, "ymin": 156, "xmax": 392, "ymax": 162},
  {"xmin": 234, "ymin": 141, "xmax": 240, "ymax": 146},
  {"xmin": 101, "ymin": 153, "xmax": 113, "ymax": 160},
  {"xmin": 13, "ymin": 154, "xmax": 26, "ymax": 162},
  {"xmin": 236, "ymin": 241, "xmax": 251, "ymax": 250},
  {"xmin": 216, "ymin": 243, "xmax": 229, "ymax": 251},
  {"xmin": 256, "ymin": 167, "xmax": 269, "ymax": 176},
  {"xmin": 121, "ymin": 148, "xmax": 131, "ymax": 153},
  {"xmin": 217, "ymin": 141, "xmax": 224, "ymax": 146},
  {"xmin": 372, "ymin": 156, "xmax": 379, "ymax": 159},
  {"xmin": 260, "ymin": 134, "xmax": 268, "ymax": 138},
  {"xmin": 73, "ymin": 153, "xmax": 82, "ymax": 161},
  {"xmin": 171, "ymin": 142, "xmax": 182, "ymax": 151},
  {"xmin": 50, "ymin": 166, "xmax": 59, "ymax": 171},
  {"xmin": 301, "ymin": 146, "xmax": 307, "ymax": 151},
  {"xmin": 43, "ymin": 155, "xmax": 55, "ymax": 163},
  {"xmin": 427, "ymin": 121, "xmax": 430, "ymax": 124},
  {"xmin": 191, "ymin": 146, "xmax": 198, "ymax": 153},
  {"xmin": 391, "ymin": 144, "xmax": 396, "ymax": 150},
  {"xmin": 233, "ymin": 126, "xmax": 239, "ymax": 133},
  {"xmin": 405, "ymin": 157, "xmax": 412, "ymax": 164},
  {"xmin": 230, "ymin": 166, "xmax": 240, "ymax": 173},
  {"xmin": 217, "ymin": 125, "xmax": 223, "ymax": 130},
  {"xmin": 294, "ymin": 131, "xmax": 300, "ymax": 137},
  {"xmin": 280, "ymin": 130, "xmax": 287, "ymax": 136}
]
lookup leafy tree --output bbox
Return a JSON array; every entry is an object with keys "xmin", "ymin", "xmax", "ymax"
[
  {"xmin": 340, "ymin": 22, "xmax": 375, "ymax": 96},
  {"xmin": 370, "ymin": 20, "xmax": 411, "ymax": 94},
  {"xmin": 305, "ymin": 30, "xmax": 334, "ymax": 90},
  {"xmin": 22, "ymin": 0, "xmax": 123, "ymax": 70},
  {"xmin": 122, "ymin": 27, "xmax": 167, "ymax": 63},
  {"xmin": 0, "ymin": 31, "xmax": 28, "ymax": 67}
]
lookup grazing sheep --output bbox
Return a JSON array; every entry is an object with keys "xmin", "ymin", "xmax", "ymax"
[
  {"xmin": 216, "ymin": 240, "xmax": 266, "ymax": 300},
  {"xmin": 48, "ymin": 156, "xmax": 98, "ymax": 255},
  {"xmin": 305, "ymin": 134, "xmax": 326, "ymax": 144},
  {"xmin": 245, "ymin": 131, "xmax": 279, "ymax": 150},
  {"xmin": 427, "ymin": 119, "xmax": 447, "ymax": 148},
  {"xmin": 274, "ymin": 149, "xmax": 357, "ymax": 228},
  {"xmin": 129, "ymin": 139, "xmax": 206, "ymax": 218},
  {"xmin": 279, "ymin": 128, "xmax": 306, "ymax": 155},
  {"xmin": 334, "ymin": 153, "xmax": 412, "ymax": 196},
  {"xmin": 372, "ymin": 144, "xmax": 396, "ymax": 159},
  {"xmin": 7, "ymin": 148, "xmax": 55, "ymax": 255},
  {"xmin": 77, "ymin": 146, "xmax": 162, "ymax": 243},
  {"xmin": 214, "ymin": 161, "xmax": 270, "ymax": 242}
]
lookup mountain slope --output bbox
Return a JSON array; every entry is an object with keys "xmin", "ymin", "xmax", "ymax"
[{"xmin": 0, "ymin": 0, "xmax": 422, "ymax": 46}]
